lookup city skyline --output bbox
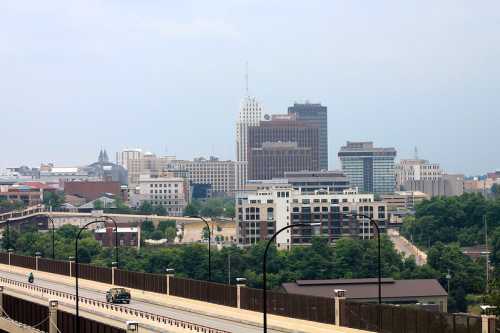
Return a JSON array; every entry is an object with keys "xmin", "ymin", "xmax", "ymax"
[{"xmin": 1, "ymin": 1, "xmax": 499, "ymax": 175}]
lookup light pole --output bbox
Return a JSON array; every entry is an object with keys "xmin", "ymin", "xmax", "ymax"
[
  {"xmin": 262, "ymin": 223, "xmax": 319, "ymax": 332},
  {"xmin": 191, "ymin": 215, "xmax": 212, "ymax": 281},
  {"xmin": 39, "ymin": 214, "xmax": 56, "ymax": 259},
  {"xmin": 336, "ymin": 212, "xmax": 383, "ymax": 305},
  {"xmin": 74, "ymin": 219, "xmax": 119, "ymax": 333}
]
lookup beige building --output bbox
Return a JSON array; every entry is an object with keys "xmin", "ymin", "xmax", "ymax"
[
  {"xmin": 116, "ymin": 149, "xmax": 176, "ymax": 189},
  {"xmin": 381, "ymin": 191, "xmax": 429, "ymax": 210},
  {"xmin": 237, "ymin": 186, "xmax": 387, "ymax": 248},
  {"xmin": 170, "ymin": 157, "xmax": 237, "ymax": 197},
  {"xmin": 136, "ymin": 174, "xmax": 189, "ymax": 216},
  {"xmin": 396, "ymin": 159, "xmax": 442, "ymax": 188}
]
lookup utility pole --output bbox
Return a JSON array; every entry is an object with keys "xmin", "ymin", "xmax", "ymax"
[
  {"xmin": 485, "ymin": 215, "xmax": 489, "ymax": 294},
  {"xmin": 228, "ymin": 252, "xmax": 231, "ymax": 285}
]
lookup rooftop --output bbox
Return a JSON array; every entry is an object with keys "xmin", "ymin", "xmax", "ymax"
[{"xmin": 282, "ymin": 278, "xmax": 447, "ymax": 299}]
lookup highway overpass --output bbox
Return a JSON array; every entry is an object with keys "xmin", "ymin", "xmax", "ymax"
[{"xmin": 0, "ymin": 263, "xmax": 369, "ymax": 333}]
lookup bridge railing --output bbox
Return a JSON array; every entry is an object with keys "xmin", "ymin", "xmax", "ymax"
[
  {"xmin": 339, "ymin": 300, "xmax": 483, "ymax": 333},
  {"xmin": 2, "ymin": 252, "xmax": 338, "ymax": 325},
  {"xmin": 0, "ymin": 205, "xmax": 46, "ymax": 223},
  {"xmin": 0, "ymin": 275, "xmax": 231, "ymax": 333}
]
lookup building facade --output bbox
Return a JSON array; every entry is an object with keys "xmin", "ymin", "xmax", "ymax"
[
  {"xmin": 237, "ymin": 186, "xmax": 387, "ymax": 248},
  {"xmin": 338, "ymin": 141, "xmax": 397, "ymax": 194},
  {"xmin": 288, "ymin": 102, "xmax": 328, "ymax": 170},
  {"xmin": 247, "ymin": 115, "xmax": 320, "ymax": 180},
  {"xmin": 403, "ymin": 174, "xmax": 464, "ymax": 197},
  {"xmin": 396, "ymin": 159, "xmax": 442, "ymax": 189},
  {"xmin": 236, "ymin": 96, "xmax": 263, "ymax": 190},
  {"xmin": 170, "ymin": 157, "xmax": 237, "ymax": 197},
  {"xmin": 381, "ymin": 191, "xmax": 429, "ymax": 210},
  {"xmin": 136, "ymin": 174, "xmax": 189, "ymax": 216}
]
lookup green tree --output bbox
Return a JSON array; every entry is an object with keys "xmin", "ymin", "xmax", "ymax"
[
  {"xmin": 150, "ymin": 230, "xmax": 164, "ymax": 240},
  {"xmin": 153, "ymin": 205, "xmax": 167, "ymax": 216},
  {"xmin": 158, "ymin": 220, "xmax": 176, "ymax": 233},
  {"xmin": 93, "ymin": 199, "xmax": 104, "ymax": 210},
  {"xmin": 165, "ymin": 227, "xmax": 177, "ymax": 243},
  {"xmin": 43, "ymin": 191, "xmax": 64, "ymax": 209},
  {"xmin": 138, "ymin": 201, "xmax": 153, "ymax": 215},
  {"xmin": 141, "ymin": 220, "xmax": 155, "ymax": 239}
]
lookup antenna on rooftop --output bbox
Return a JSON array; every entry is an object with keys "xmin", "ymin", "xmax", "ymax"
[
  {"xmin": 245, "ymin": 61, "xmax": 249, "ymax": 96},
  {"xmin": 414, "ymin": 146, "xmax": 419, "ymax": 160}
]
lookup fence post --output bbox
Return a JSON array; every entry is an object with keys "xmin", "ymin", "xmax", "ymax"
[
  {"xmin": 68, "ymin": 257, "xmax": 74, "ymax": 277},
  {"xmin": 482, "ymin": 315, "xmax": 495, "ymax": 333},
  {"xmin": 334, "ymin": 289, "xmax": 346, "ymax": 326},
  {"xmin": 166, "ymin": 269, "xmax": 175, "ymax": 296},
  {"xmin": 112, "ymin": 262, "xmax": 118, "ymax": 286},
  {"xmin": 126, "ymin": 321, "xmax": 139, "ymax": 332},
  {"xmin": 0, "ymin": 286, "xmax": 3, "ymax": 316},
  {"xmin": 236, "ymin": 281, "xmax": 246, "ymax": 309},
  {"xmin": 35, "ymin": 252, "xmax": 42, "ymax": 271},
  {"xmin": 48, "ymin": 300, "xmax": 58, "ymax": 333},
  {"xmin": 7, "ymin": 249, "xmax": 13, "ymax": 266}
]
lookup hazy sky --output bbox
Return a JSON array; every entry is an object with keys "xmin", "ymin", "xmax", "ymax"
[{"xmin": 1, "ymin": 1, "xmax": 499, "ymax": 175}]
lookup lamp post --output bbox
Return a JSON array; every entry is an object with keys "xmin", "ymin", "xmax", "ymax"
[
  {"xmin": 74, "ymin": 219, "xmax": 119, "ymax": 333},
  {"xmin": 39, "ymin": 214, "xmax": 56, "ymax": 259},
  {"xmin": 336, "ymin": 212, "xmax": 383, "ymax": 305},
  {"xmin": 263, "ymin": 222, "xmax": 319, "ymax": 332},
  {"xmin": 191, "ymin": 215, "xmax": 212, "ymax": 281}
]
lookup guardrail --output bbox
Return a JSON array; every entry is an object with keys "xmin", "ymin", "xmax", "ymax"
[
  {"xmin": 0, "ymin": 276, "xmax": 231, "ymax": 333},
  {"xmin": 0, "ymin": 205, "xmax": 46, "ymax": 223}
]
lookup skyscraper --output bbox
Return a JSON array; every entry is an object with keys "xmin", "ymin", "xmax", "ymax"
[
  {"xmin": 236, "ymin": 96, "xmax": 262, "ymax": 189},
  {"xmin": 288, "ymin": 102, "xmax": 328, "ymax": 170},
  {"xmin": 338, "ymin": 141, "xmax": 397, "ymax": 194},
  {"xmin": 247, "ymin": 114, "xmax": 320, "ymax": 180}
]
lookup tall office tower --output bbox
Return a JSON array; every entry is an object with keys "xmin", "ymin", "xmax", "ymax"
[
  {"xmin": 338, "ymin": 141, "xmax": 397, "ymax": 194},
  {"xmin": 247, "ymin": 114, "xmax": 320, "ymax": 180},
  {"xmin": 288, "ymin": 102, "xmax": 328, "ymax": 170},
  {"xmin": 236, "ymin": 96, "xmax": 262, "ymax": 190}
]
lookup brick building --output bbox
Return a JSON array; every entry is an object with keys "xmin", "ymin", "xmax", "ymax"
[{"xmin": 64, "ymin": 181, "xmax": 122, "ymax": 201}]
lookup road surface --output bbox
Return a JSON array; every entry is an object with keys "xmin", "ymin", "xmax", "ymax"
[
  {"xmin": 387, "ymin": 229, "xmax": 427, "ymax": 266},
  {"xmin": 0, "ymin": 269, "xmax": 281, "ymax": 333}
]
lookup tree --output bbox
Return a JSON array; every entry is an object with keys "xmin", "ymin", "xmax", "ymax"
[
  {"xmin": 141, "ymin": 220, "xmax": 155, "ymax": 240},
  {"xmin": 153, "ymin": 205, "xmax": 167, "ymax": 216},
  {"xmin": 158, "ymin": 220, "xmax": 176, "ymax": 233},
  {"xmin": 138, "ymin": 201, "xmax": 153, "ymax": 215},
  {"xmin": 150, "ymin": 230, "xmax": 164, "ymax": 241},
  {"xmin": 93, "ymin": 199, "xmax": 103, "ymax": 210},
  {"xmin": 43, "ymin": 191, "xmax": 64, "ymax": 210},
  {"xmin": 165, "ymin": 227, "xmax": 177, "ymax": 243}
]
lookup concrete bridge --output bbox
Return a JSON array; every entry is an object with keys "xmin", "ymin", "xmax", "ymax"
[{"xmin": 0, "ymin": 263, "xmax": 369, "ymax": 333}]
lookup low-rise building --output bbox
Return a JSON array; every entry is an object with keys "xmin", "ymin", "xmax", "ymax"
[
  {"xmin": 402, "ymin": 174, "xmax": 464, "ymax": 197},
  {"xmin": 237, "ymin": 186, "xmax": 387, "ymax": 248},
  {"xmin": 282, "ymin": 278, "xmax": 447, "ymax": 312},
  {"xmin": 381, "ymin": 191, "xmax": 428, "ymax": 210},
  {"xmin": 94, "ymin": 224, "xmax": 140, "ymax": 248},
  {"xmin": 64, "ymin": 181, "xmax": 122, "ymax": 201}
]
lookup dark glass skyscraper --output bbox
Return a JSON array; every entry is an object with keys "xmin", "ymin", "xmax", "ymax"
[{"xmin": 288, "ymin": 102, "xmax": 328, "ymax": 170}]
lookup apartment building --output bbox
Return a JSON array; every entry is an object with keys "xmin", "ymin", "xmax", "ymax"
[
  {"xmin": 381, "ymin": 191, "xmax": 429, "ymax": 210},
  {"xmin": 237, "ymin": 186, "xmax": 387, "ymax": 248}
]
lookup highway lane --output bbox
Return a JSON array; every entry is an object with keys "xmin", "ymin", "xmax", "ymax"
[{"xmin": 0, "ymin": 270, "xmax": 282, "ymax": 333}]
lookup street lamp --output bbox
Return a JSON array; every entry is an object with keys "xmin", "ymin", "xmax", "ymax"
[
  {"xmin": 190, "ymin": 215, "xmax": 212, "ymax": 281},
  {"xmin": 262, "ymin": 222, "xmax": 320, "ymax": 332},
  {"xmin": 336, "ymin": 212, "xmax": 383, "ymax": 305},
  {"xmin": 39, "ymin": 214, "xmax": 56, "ymax": 259},
  {"xmin": 74, "ymin": 218, "xmax": 119, "ymax": 333}
]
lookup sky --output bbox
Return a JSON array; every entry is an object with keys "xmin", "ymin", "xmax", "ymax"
[{"xmin": 0, "ymin": 0, "xmax": 499, "ymax": 175}]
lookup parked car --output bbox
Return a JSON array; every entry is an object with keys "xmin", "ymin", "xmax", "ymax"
[{"xmin": 105, "ymin": 288, "xmax": 131, "ymax": 304}]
